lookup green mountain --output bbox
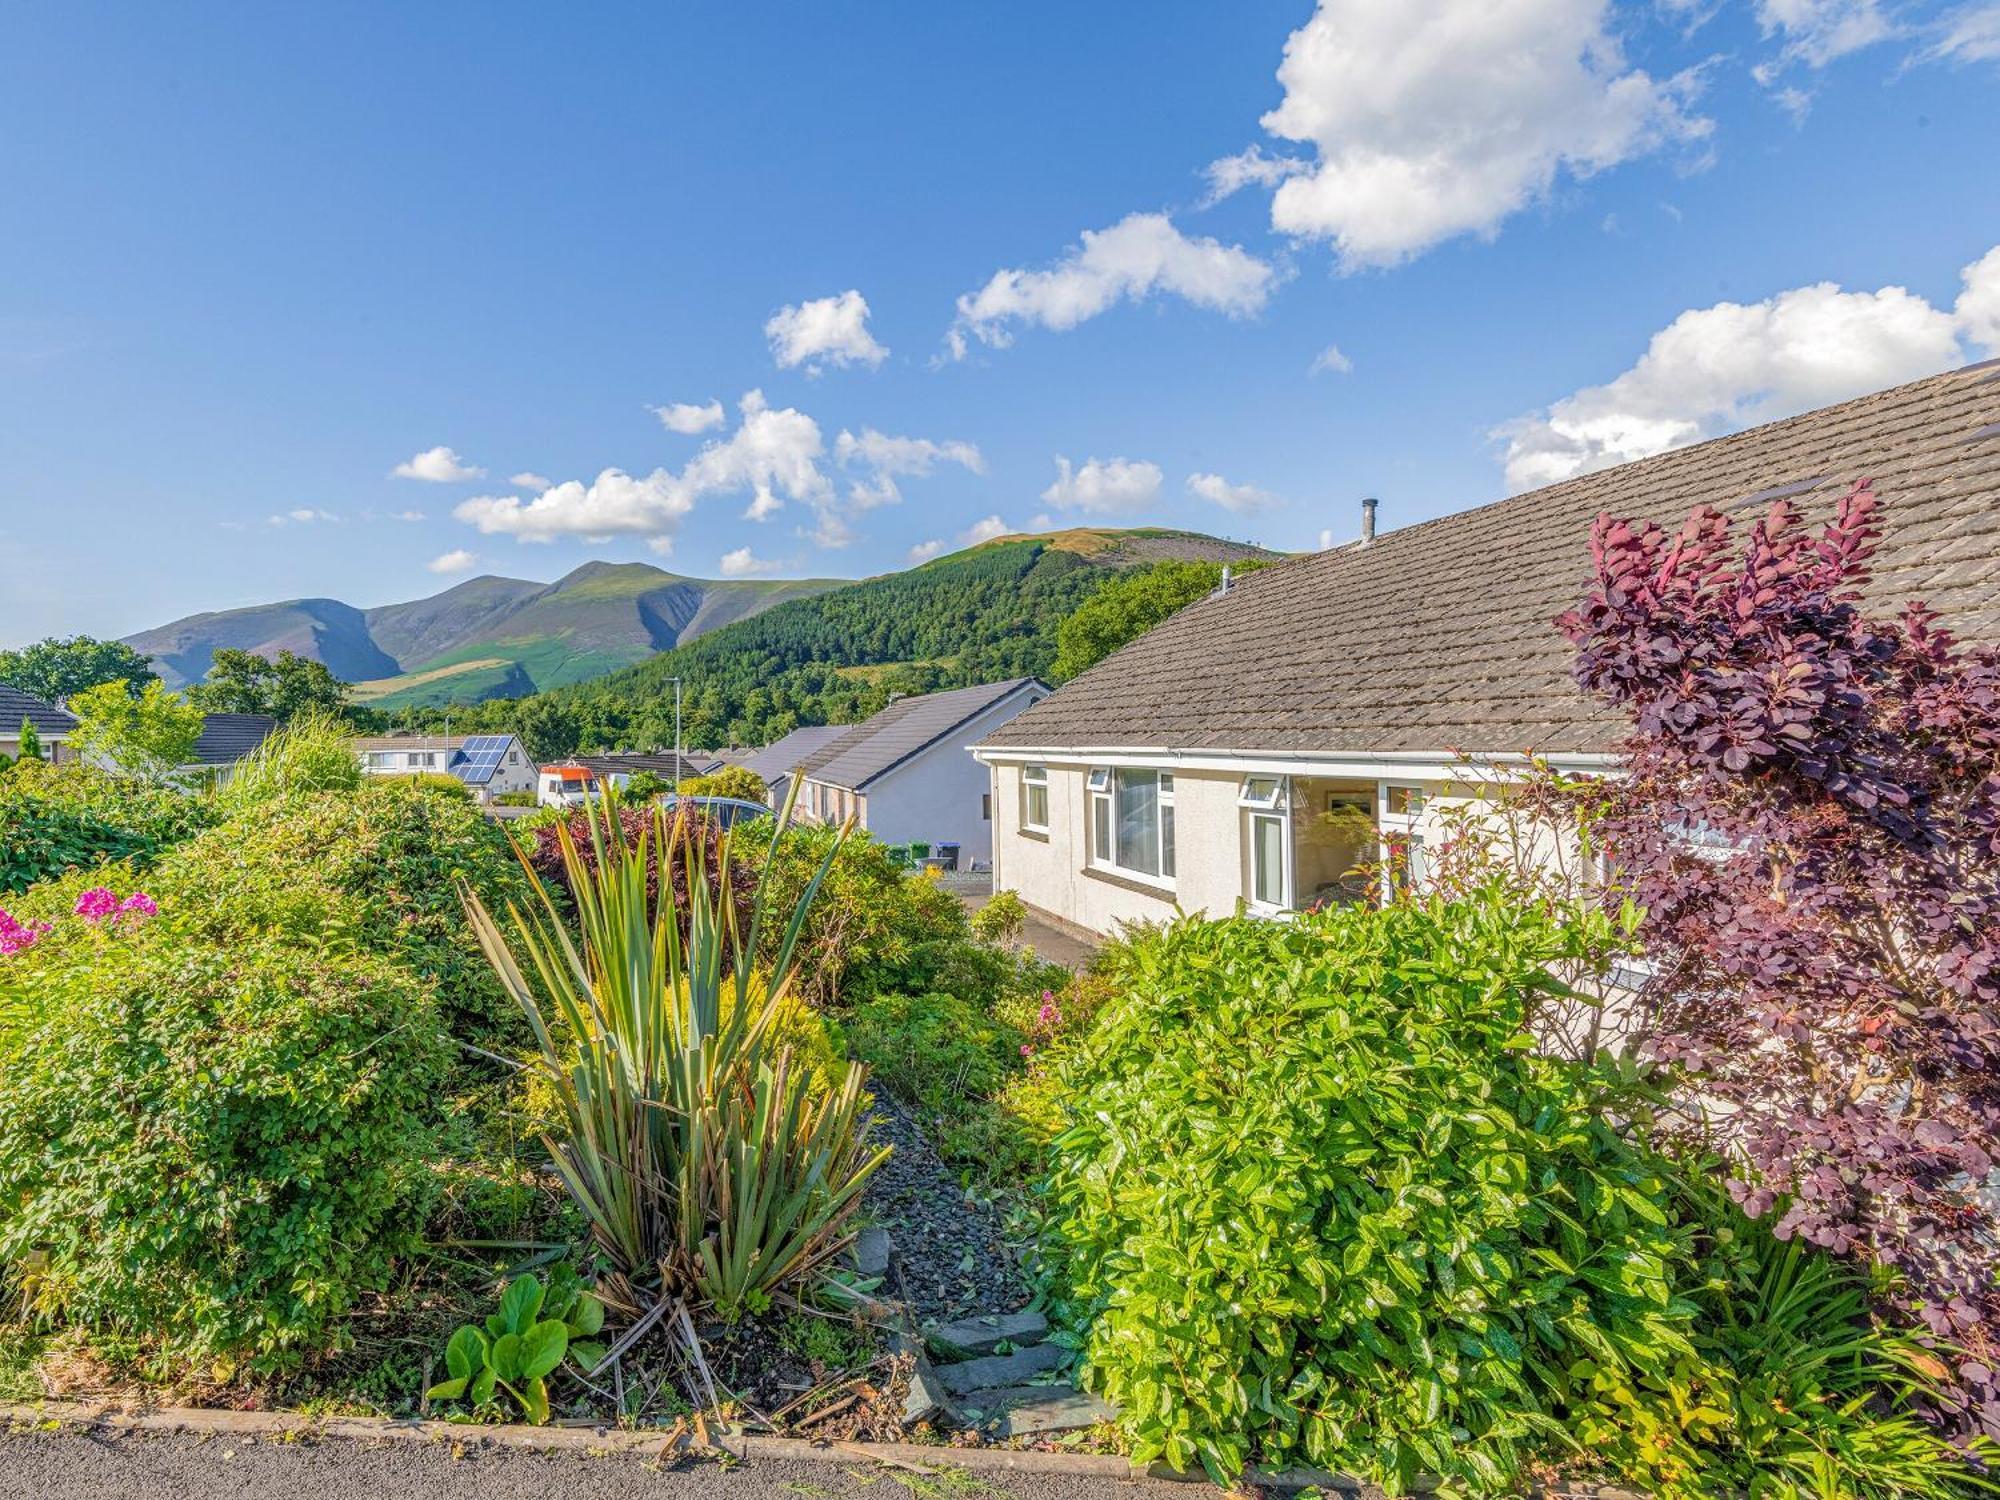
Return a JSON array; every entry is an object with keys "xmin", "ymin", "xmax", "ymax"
[
  {"xmin": 422, "ymin": 527, "xmax": 1280, "ymax": 750},
  {"xmin": 124, "ymin": 562, "xmax": 840, "ymax": 707}
]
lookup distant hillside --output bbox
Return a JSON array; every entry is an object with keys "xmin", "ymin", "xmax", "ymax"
[
  {"xmin": 476, "ymin": 527, "xmax": 1283, "ymax": 749},
  {"xmin": 125, "ymin": 562, "xmax": 840, "ymax": 706}
]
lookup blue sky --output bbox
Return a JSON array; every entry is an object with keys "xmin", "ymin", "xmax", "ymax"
[{"xmin": 2, "ymin": 0, "xmax": 1996, "ymax": 645}]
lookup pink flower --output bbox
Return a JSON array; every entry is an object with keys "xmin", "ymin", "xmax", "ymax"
[
  {"xmin": 0, "ymin": 908, "xmax": 51, "ymax": 956},
  {"xmin": 1019, "ymin": 1043, "xmax": 1032, "ymax": 1057},
  {"xmin": 119, "ymin": 892, "xmax": 158, "ymax": 919},
  {"xmin": 1038, "ymin": 1002, "xmax": 1060, "ymax": 1026},
  {"xmin": 73, "ymin": 888, "xmax": 120, "ymax": 922}
]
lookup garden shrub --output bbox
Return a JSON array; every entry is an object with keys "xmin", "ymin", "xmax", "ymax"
[
  {"xmin": 734, "ymin": 824, "xmax": 1007, "ymax": 1008},
  {"xmin": 216, "ymin": 711, "xmax": 363, "ymax": 812},
  {"xmin": 677, "ymin": 765, "xmax": 768, "ymax": 803},
  {"xmin": 171, "ymin": 780, "xmax": 531, "ymax": 1049},
  {"xmin": 1031, "ymin": 890, "xmax": 1701, "ymax": 1492},
  {"xmin": 527, "ymin": 803, "xmax": 756, "ymax": 944},
  {"xmin": 849, "ymin": 990, "xmax": 1020, "ymax": 1121},
  {"xmin": 0, "ymin": 759, "xmax": 215, "ymax": 894},
  {"xmin": 0, "ymin": 930, "xmax": 448, "ymax": 1373}
]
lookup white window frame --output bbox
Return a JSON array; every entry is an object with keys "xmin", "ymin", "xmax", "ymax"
[
  {"xmin": 1087, "ymin": 766, "xmax": 1175, "ymax": 885},
  {"xmin": 1240, "ymin": 775, "xmax": 1291, "ymax": 912},
  {"xmin": 1021, "ymin": 763, "xmax": 1050, "ymax": 833}
]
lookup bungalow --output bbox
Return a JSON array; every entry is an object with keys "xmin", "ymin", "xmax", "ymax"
[
  {"xmin": 795, "ymin": 678, "xmax": 1049, "ymax": 868},
  {"xmin": 975, "ymin": 364, "xmax": 2000, "ymax": 937},
  {"xmin": 733, "ymin": 724, "xmax": 851, "ymax": 808},
  {"xmin": 0, "ymin": 684, "xmax": 78, "ymax": 763},
  {"xmin": 353, "ymin": 732, "xmax": 536, "ymax": 803}
]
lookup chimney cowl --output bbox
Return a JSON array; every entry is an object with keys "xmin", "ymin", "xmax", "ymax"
[{"xmin": 1361, "ymin": 496, "xmax": 1379, "ymax": 544}]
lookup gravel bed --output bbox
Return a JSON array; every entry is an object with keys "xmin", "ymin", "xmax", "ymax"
[{"xmin": 860, "ymin": 1094, "xmax": 1028, "ymax": 1324}]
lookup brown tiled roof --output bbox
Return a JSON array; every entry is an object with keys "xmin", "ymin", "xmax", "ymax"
[{"xmin": 982, "ymin": 364, "xmax": 2000, "ymax": 758}]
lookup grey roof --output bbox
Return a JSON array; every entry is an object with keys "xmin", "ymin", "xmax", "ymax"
[
  {"xmin": 190, "ymin": 712, "xmax": 278, "ymax": 765},
  {"xmin": 982, "ymin": 363, "xmax": 2000, "ymax": 758},
  {"xmin": 803, "ymin": 678, "xmax": 1046, "ymax": 791},
  {"xmin": 0, "ymin": 684, "xmax": 78, "ymax": 737},
  {"xmin": 735, "ymin": 725, "xmax": 851, "ymax": 788},
  {"xmin": 574, "ymin": 752, "xmax": 704, "ymax": 783}
]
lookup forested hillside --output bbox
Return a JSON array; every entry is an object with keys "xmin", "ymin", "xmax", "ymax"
[{"xmin": 391, "ymin": 529, "xmax": 1277, "ymax": 754}]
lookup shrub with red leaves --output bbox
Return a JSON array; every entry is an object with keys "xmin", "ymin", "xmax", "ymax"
[
  {"xmin": 1560, "ymin": 478, "xmax": 2000, "ymax": 1440},
  {"xmin": 524, "ymin": 804, "xmax": 757, "ymax": 944}
]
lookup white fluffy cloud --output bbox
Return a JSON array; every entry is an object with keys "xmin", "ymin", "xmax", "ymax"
[
  {"xmin": 1228, "ymin": 0, "xmax": 1708, "ymax": 270},
  {"xmin": 950, "ymin": 213, "xmax": 1279, "ymax": 356},
  {"xmin": 1496, "ymin": 246, "xmax": 2000, "ymax": 489},
  {"xmin": 833, "ymin": 427, "xmax": 985, "ymax": 508},
  {"xmin": 1308, "ymin": 343, "xmax": 1353, "ymax": 376},
  {"xmin": 509, "ymin": 473, "xmax": 550, "ymax": 492},
  {"xmin": 268, "ymin": 507, "xmax": 339, "ymax": 526},
  {"xmin": 962, "ymin": 515, "xmax": 1012, "ymax": 545},
  {"xmin": 393, "ymin": 445, "xmax": 485, "ymax": 482},
  {"xmin": 1187, "ymin": 472, "xmax": 1282, "ymax": 513},
  {"xmin": 718, "ymin": 546, "xmax": 782, "ymax": 578},
  {"xmin": 1201, "ymin": 145, "xmax": 1310, "ymax": 205},
  {"xmin": 765, "ymin": 290, "xmax": 888, "ymax": 373},
  {"xmin": 651, "ymin": 400, "xmax": 725, "ymax": 435},
  {"xmin": 906, "ymin": 539, "xmax": 944, "ymax": 564},
  {"xmin": 1041, "ymin": 456, "xmax": 1164, "ymax": 515},
  {"xmin": 427, "ymin": 548, "xmax": 479, "ymax": 575}
]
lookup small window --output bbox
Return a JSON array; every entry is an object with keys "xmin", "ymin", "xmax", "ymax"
[
  {"xmin": 1086, "ymin": 767, "xmax": 1110, "ymax": 792},
  {"xmin": 1021, "ymin": 764, "xmax": 1050, "ymax": 831},
  {"xmin": 1387, "ymin": 832, "xmax": 1429, "ymax": 896},
  {"xmin": 1385, "ymin": 784, "xmax": 1426, "ymax": 817},
  {"xmin": 1249, "ymin": 811, "xmax": 1286, "ymax": 908},
  {"xmin": 1239, "ymin": 775, "xmax": 1285, "ymax": 810},
  {"xmin": 982, "ymin": 792, "xmax": 992, "ymax": 820}
]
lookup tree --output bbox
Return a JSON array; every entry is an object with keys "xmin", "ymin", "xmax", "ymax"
[
  {"xmin": 677, "ymin": 765, "xmax": 768, "ymax": 803},
  {"xmin": 511, "ymin": 696, "xmax": 582, "ymax": 763},
  {"xmin": 191, "ymin": 648, "xmax": 350, "ymax": 722},
  {"xmin": 0, "ymin": 635, "xmax": 156, "ymax": 702},
  {"xmin": 1559, "ymin": 480, "xmax": 2000, "ymax": 1439},
  {"xmin": 15, "ymin": 719, "xmax": 41, "ymax": 762},
  {"xmin": 68, "ymin": 680, "xmax": 204, "ymax": 782},
  {"xmin": 1051, "ymin": 561, "xmax": 1230, "ymax": 681}
]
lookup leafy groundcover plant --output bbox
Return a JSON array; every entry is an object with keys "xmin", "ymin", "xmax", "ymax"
[{"xmin": 1031, "ymin": 889, "xmax": 1690, "ymax": 1492}]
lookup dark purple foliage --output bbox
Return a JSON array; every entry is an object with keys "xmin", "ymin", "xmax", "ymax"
[
  {"xmin": 1559, "ymin": 480, "xmax": 2000, "ymax": 1440},
  {"xmin": 526, "ymin": 804, "xmax": 756, "ymax": 942}
]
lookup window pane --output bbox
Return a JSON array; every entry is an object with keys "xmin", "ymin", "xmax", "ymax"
[
  {"xmin": 1025, "ymin": 764, "xmax": 1047, "ymax": 785},
  {"xmin": 1386, "ymin": 785, "xmax": 1426, "ymax": 816},
  {"xmin": 1092, "ymin": 795, "xmax": 1111, "ymax": 860},
  {"xmin": 1252, "ymin": 814, "xmax": 1284, "ymax": 905},
  {"xmin": 1116, "ymin": 771, "xmax": 1159, "ymax": 876},
  {"xmin": 1025, "ymin": 782, "xmax": 1048, "ymax": 829},
  {"xmin": 1162, "ymin": 802, "xmax": 1175, "ymax": 877}
]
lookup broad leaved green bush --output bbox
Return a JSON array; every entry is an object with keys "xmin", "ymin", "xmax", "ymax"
[
  {"xmin": 0, "ymin": 759, "xmax": 215, "ymax": 894},
  {"xmin": 1031, "ymin": 890, "xmax": 1695, "ymax": 1492}
]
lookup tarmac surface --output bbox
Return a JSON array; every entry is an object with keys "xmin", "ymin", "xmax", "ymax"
[{"xmin": 0, "ymin": 1426, "xmax": 1212, "ymax": 1500}]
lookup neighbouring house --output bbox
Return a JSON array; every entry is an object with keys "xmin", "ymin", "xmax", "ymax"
[
  {"xmin": 794, "ymin": 678, "xmax": 1049, "ymax": 868},
  {"xmin": 180, "ymin": 712, "xmax": 278, "ymax": 785},
  {"xmin": 0, "ymin": 684, "xmax": 79, "ymax": 763},
  {"xmin": 732, "ymin": 724, "xmax": 851, "ymax": 809},
  {"xmin": 975, "ymin": 364, "xmax": 2000, "ymax": 937},
  {"xmin": 575, "ymin": 751, "xmax": 709, "ymax": 786},
  {"xmin": 353, "ymin": 732, "xmax": 537, "ymax": 803}
]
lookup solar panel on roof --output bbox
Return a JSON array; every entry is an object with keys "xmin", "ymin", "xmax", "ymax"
[{"xmin": 451, "ymin": 734, "xmax": 512, "ymax": 783}]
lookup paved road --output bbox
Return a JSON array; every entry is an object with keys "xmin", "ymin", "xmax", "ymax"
[{"xmin": 0, "ymin": 1428, "xmax": 1210, "ymax": 1500}]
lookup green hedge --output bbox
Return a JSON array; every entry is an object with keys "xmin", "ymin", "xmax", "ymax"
[
  {"xmin": 0, "ymin": 759, "xmax": 215, "ymax": 894},
  {"xmin": 1031, "ymin": 892, "xmax": 1696, "ymax": 1491},
  {"xmin": 0, "ymin": 934, "xmax": 447, "ymax": 1373}
]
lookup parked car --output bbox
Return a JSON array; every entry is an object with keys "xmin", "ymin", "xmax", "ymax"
[{"xmin": 661, "ymin": 794, "xmax": 771, "ymax": 830}]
